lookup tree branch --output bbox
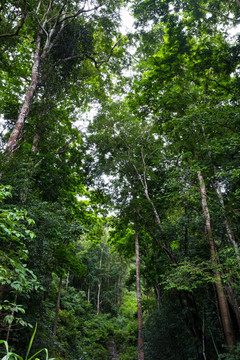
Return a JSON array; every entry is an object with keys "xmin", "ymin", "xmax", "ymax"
[
  {"xmin": 57, "ymin": 137, "xmax": 74, "ymax": 154},
  {"xmin": 33, "ymin": 137, "xmax": 76, "ymax": 168},
  {"xmin": 58, "ymin": 4, "xmax": 102, "ymax": 25},
  {"xmin": 208, "ymin": 78, "xmax": 231, "ymax": 92},
  {"xmin": 41, "ymin": 35, "xmax": 124, "ymax": 80},
  {"xmin": 87, "ymin": 36, "xmax": 126, "ymax": 69},
  {"xmin": 0, "ymin": 10, "xmax": 27, "ymax": 38},
  {"xmin": 191, "ymin": 0, "xmax": 240, "ymax": 22}
]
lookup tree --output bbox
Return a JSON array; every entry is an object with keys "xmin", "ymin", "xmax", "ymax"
[
  {"xmin": 127, "ymin": 0, "xmax": 240, "ymax": 349},
  {"xmin": 0, "ymin": 0, "xmax": 126, "ymax": 157}
]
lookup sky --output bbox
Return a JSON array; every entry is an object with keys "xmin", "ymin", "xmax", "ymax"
[{"xmin": 120, "ymin": 7, "xmax": 135, "ymax": 35}]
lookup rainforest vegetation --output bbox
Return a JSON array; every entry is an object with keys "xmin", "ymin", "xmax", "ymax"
[{"xmin": 0, "ymin": 0, "xmax": 240, "ymax": 359}]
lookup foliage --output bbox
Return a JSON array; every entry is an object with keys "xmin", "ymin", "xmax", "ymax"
[
  {"xmin": 219, "ymin": 343, "xmax": 240, "ymax": 360},
  {"xmin": 0, "ymin": 324, "xmax": 54, "ymax": 360},
  {"xmin": 162, "ymin": 251, "xmax": 240, "ymax": 292},
  {"xmin": 0, "ymin": 186, "xmax": 40, "ymax": 330},
  {"xmin": 1, "ymin": 0, "xmax": 240, "ymax": 358}
]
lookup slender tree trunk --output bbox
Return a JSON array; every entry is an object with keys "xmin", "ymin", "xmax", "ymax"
[
  {"xmin": 87, "ymin": 287, "xmax": 91, "ymax": 303},
  {"xmin": 132, "ymin": 148, "xmax": 202, "ymax": 345},
  {"xmin": 145, "ymin": 283, "xmax": 150, "ymax": 315},
  {"xmin": 133, "ymin": 149, "xmax": 176, "ymax": 264},
  {"xmin": 6, "ymin": 32, "xmax": 42, "ymax": 155},
  {"xmin": 97, "ymin": 281, "xmax": 102, "ymax": 315},
  {"xmin": 197, "ymin": 170, "xmax": 235, "ymax": 347},
  {"xmin": 212, "ymin": 178, "xmax": 240, "ymax": 332},
  {"xmin": 134, "ymin": 212, "xmax": 144, "ymax": 360},
  {"xmin": 6, "ymin": 293, "xmax": 17, "ymax": 342},
  {"xmin": 211, "ymin": 178, "xmax": 239, "ymax": 256},
  {"xmin": 107, "ymin": 261, "xmax": 111, "ymax": 289},
  {"xmin": 66, "ymin": 271, "xmax": 70, "ymax": 288},
  {"xmin": 202, "ymin": 309, "xmax": 207, "ymax": 360},
  {"xmin": 201, "ymin": 124, "xmax": 239, "ymax": 255},
  {"xmin": 97, "ymin": 248, "xmax": 103, "ymax": 315},
  {"xmin": 116, "ymin": 275, "xmax": 122, "ymax": 308},
  {"xmin": 53, "ymin": 276, "xmax": 63, "ymax": 338},
  {"xmin": 184, "ymin": 204, "xmax": 189, "ymax": 259},
  {"xmin": 154, "ymin": 282, "xmax": 162, "ymax": 310}
]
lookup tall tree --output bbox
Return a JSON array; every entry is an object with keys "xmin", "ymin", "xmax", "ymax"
[{"xmin": 0, "ymin": 0, "xmax": 126, "ymax": 157}]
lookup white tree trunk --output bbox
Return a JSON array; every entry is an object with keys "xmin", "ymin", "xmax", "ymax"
[{"xmin": 6, "ymin": 32, "xmax": 42, "ymax": 154}]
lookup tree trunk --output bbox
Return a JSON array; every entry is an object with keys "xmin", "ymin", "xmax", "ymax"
[
  {"xmin": 6, "ymin": 293, "xmax": 17, "ymax": 342},
  {"xmin": 107, "ymin": 337, "xmax": 118, "ymax": 360},
  {"xmin": 134, "ymin": 212, "xmax": 144, "ymax": 360},
  {"xmin": 201, "ymin": 123, "xmax": 240, "ymax": 333},
  {"xmin": 53, "ymin": 276, "xmax": 63, "ymax": 338},
  {"xmin": 201, "ymin": 123, "xmax": 239, "ymax": 256},
  {"xmin": 197, "ymin": 170, "xmax": 235, "ymax": 347},
  {"xmin": 133, "ymin": 149, "xmax": 176, "ymax": 264},
  {"xmin": 97, "ymin": 281, "xmax": 102, "ymax": 315},
  {"xmin": 65, "ymin": 271, "xmax": 70, "ymax": 288},
  {"xmin": 154, "ymin": 282, "xmax": 162, "ymax": 310},
  {"xmin": 225, "ymin": 283, "xmax": 240, "ymax": 333},
  {"xmin": 116, "ymin": 275, "xmax": 122, "ymax": 307},
  {"xmin": 6, "ymin": 32, "xmax": 42, "ymax": 155},
  {"xmin": 184, "ymin": 204, "xmax": 189, "ymax": 259},
  {"xmin": 97, "ymin": 248, "xmax": 103, "ymax": 315},
  {"xmin": 211, "ymin": 178, "xmax": 239, "ymax": 256}
]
